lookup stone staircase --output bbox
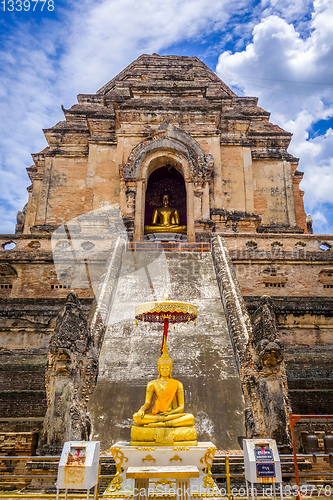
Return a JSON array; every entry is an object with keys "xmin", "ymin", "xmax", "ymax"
[{"xmin": 88, "ymin": 248, "xmax": 246, "ymax": 450}]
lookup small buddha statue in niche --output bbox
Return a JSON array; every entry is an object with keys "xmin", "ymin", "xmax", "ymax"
[
  {"xmin": 144, "ymin": 194, "xmax": 187, "ymax": 235},
  {"xmin": 131, "ymin": 341, "xmax": 197, "ymax": 445}
]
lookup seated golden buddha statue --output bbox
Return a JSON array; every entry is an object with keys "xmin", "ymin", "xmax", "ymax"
[
  {"xmin": 131, "ymin": 341, "xmax": 197, "ymax": 446},
  {"xmin": 144, "ymin": 194, "xmax": 187, "ymax": 235}
]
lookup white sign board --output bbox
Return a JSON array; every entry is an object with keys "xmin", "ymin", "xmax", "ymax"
[
  {"xmin": 57, "ymin": 441, "xmax": 100, "ymax": 490},
  {"xmin": 243, "ymin": 439, "xmax": 282, "ymax": 484}
]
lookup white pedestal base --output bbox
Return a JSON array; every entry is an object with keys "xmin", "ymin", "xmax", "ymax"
[{"xmin": 103, "ymin": 442, "xmax": 221, "ymax": 500}]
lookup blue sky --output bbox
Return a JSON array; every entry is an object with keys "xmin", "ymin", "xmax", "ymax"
[{"xmin": 0, "ymin": 0, "xmax": 332, "ymax": 234}]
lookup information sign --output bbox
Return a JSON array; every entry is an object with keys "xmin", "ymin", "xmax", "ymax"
[
  {"xmin": 256, "ymin": 462, "xmax": 276, "ymax": 478},
  {"xmin": 243, "ymin": 439, "xmax": 282, "ymax": 500},
  {"xmin": 254, "ymin": 448, "xmax": 274, "ymax": 461}
]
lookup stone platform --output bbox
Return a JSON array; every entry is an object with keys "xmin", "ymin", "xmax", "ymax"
[{"xmin": 103, "ymin": 441, "xmax": 221, "ymax": 499}]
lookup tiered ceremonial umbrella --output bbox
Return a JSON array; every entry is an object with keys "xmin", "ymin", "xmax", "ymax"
[{"xmin": 135, "ymin": 295, "xmax": 197, "ymax": 353}]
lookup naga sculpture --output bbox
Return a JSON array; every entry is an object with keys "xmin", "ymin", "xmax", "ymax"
[
  {"xmin": 38, "ymin": 292, "xmax": 98, "ymax": 455},
  {"xmin": 243, "ymin": 296, "xmax": 291, "ymax": 452}
]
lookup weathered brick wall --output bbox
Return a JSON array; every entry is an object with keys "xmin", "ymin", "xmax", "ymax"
[
  {"xmin": 222, "ymin": 234, "xmax": 333, "ymax": 415},
  {"xmin": 0, "ymin": 298, "xmax": 93, "ymax": 426},
  {"xmin": 252, "ymin": 159, "xmax": 290, "ymax": 227},
  {"xmin": 0, "ymin": 432, "xmax": 38, "ymax": 455},
  {"xmin": 0, "ymin": 354, "xmax": 47, "ymax": 419},
  {"xmin": 225, "ymin": 233, "xmax": 333, "ymax": 298},
  {"xmin": 245, "ymin": 297, "xmax": 333, "ymax": 415},
  {"xmin": 0, "ymin": 432, "xmax": 39, "ymax": 490}
]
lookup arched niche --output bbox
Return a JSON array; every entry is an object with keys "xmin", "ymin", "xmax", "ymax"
[
  {"xmin": 123, "ymin": 124, "xmax": 213, "ymax": 242},
  {"xmin": 144, "ymin": 165, "xmax": 187, "ymax": 230},
  {"xmin": 133, "ymin": 149, "xmax": 195, "ymax": 242}
]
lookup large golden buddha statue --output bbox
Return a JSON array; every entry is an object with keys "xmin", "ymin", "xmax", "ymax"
[
  {"xmin": 144, "ymin": 194, "xmax": 187, "ymax": 235},
  {"xmin": 131, "ymin": 341, "xmax": 197, "ymax": 446}
]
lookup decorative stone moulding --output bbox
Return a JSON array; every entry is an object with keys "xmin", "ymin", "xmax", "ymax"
[
  {"xmin": 257, "ymin": 224, "xmax": 304, "ymax": 233},
  {"xmin": 27, "ymin": 240, "xmax": 41, "ymax": 250},
  {"xmin": 245, "ymin": 240, "xmax": 258, "ymax": 250},
  {"xmin": 271, "ymin": 241, "xmax": 283, "ymax": 250},
  {"xmin": 123, "ymin": 124, "xmax": 214, "ymax": 182},
  {"xmin": 30, "ymin": 224, "xmax": 60, "ymax": 234}
]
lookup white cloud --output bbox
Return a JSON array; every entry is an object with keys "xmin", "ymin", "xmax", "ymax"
[
  {"xmin": 216, "ymin": 2, "xmax": 333, "ymax": 232},
  {"xmin": 60, "ymin": 0, "xmax": 246, "ymax": 96},
  {"xmin": 312, "ymin": 209, "xmax": 333, "ymax": 234},
  {"xmin": 260, "ymin": 0, "xmax": 313, "ymax": 26}
]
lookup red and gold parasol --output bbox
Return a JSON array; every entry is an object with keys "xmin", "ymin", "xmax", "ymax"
[{"xmin": 135, "ymin": 294, "xmax": 197, "ymax": 354}]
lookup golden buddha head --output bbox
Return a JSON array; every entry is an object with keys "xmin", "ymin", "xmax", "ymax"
[
  {"xmin": 162, "ymin": 193, "xmax": 171, "ymax": 207},
  {"xmin": 157, "ymin": 340, "xmax": 173, "ymax": 378}
]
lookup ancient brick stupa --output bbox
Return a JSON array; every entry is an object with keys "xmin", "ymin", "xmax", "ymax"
[{"xmin": 0, "ymin": 54, "xmax": 332, "ymax": 457}]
